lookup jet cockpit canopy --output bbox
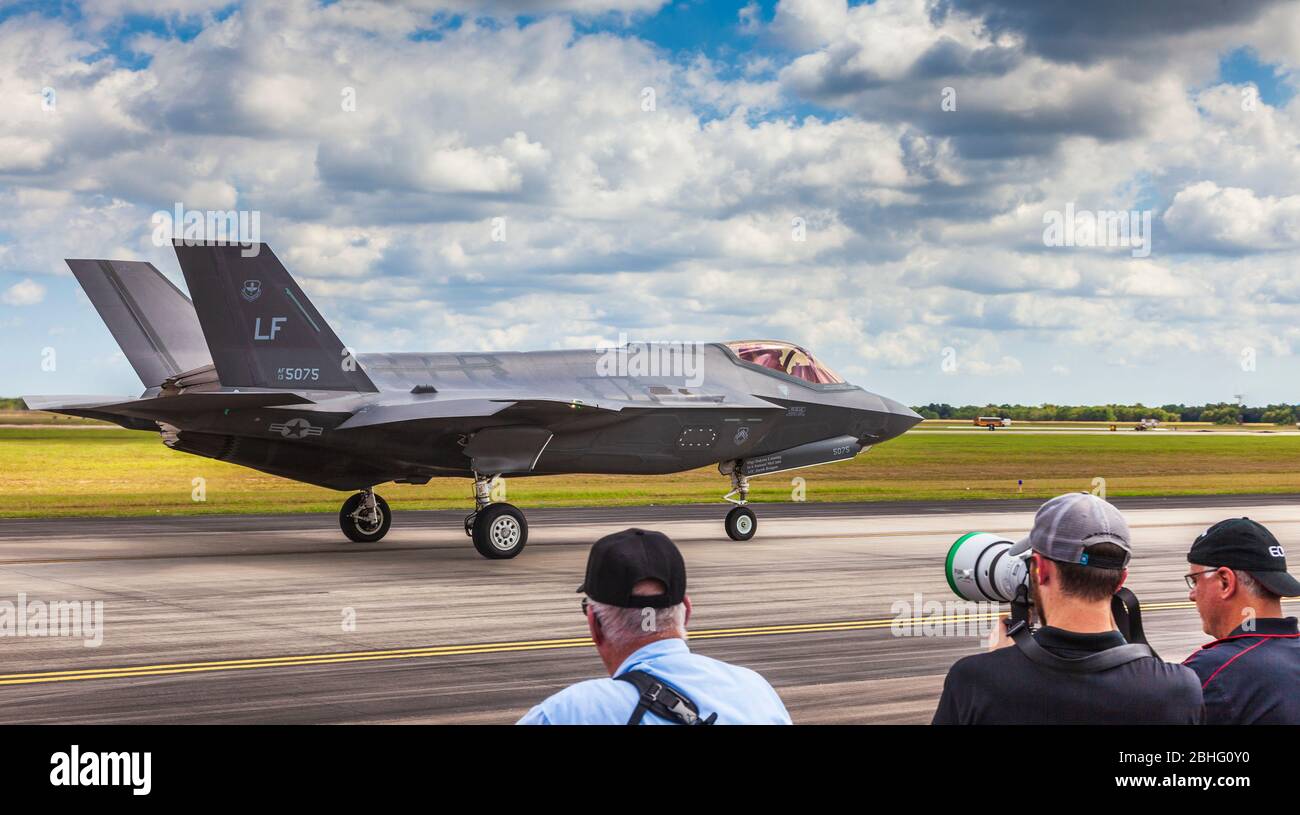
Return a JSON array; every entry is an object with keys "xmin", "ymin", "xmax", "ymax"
[{"xmin": 725, "ymin": 340, "xmax": 845, "ymax": 385}]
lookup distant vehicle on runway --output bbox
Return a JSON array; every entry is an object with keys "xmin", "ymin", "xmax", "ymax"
[
  {"xmin": 973, "ymin": 416, "xmax": 1011, "ymax": 430},
  {"xmin": 25, "ymin": 243, "xmax": 921, "ymax": 559}
]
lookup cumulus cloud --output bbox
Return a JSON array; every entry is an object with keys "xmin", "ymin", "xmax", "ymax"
[
  {"xmin": 1164, "ymin": 181, "xmax": 1300, "ymax": 253},
  {"xmin": 0, "ymin": 0, "xmax": 1298, "ymax": 405},
  {"xmin": 2, "ymin": 279, "xmax": 46, "ymax": 306},
  {"xmin": 937, "ymin": 0, "xmax": 1290, "ymax": 65}
]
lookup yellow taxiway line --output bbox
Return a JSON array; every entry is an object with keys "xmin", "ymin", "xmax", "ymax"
[{"xmin": 4, "ymin": 597, "xmax": 1283, "ymax": 687}]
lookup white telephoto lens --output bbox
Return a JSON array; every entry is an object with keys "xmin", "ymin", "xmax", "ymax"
[{"xmin": 946, "ymin": 532, "xmax": 1029, "ymax": 603}]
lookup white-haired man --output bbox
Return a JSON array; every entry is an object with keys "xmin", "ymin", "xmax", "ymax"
[{"xmin": 517, "ymin": 528, "xmax": 791, "ymax": 725}]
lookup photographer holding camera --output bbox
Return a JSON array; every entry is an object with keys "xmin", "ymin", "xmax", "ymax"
[{"xmin": 933, "ymin": 493, "xmax": 1203, "ymax": 724}]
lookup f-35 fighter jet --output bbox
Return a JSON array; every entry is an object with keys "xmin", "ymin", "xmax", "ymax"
[{"xmin": 25, "ymin": 243, "xmax": 921, "ymax": 559}]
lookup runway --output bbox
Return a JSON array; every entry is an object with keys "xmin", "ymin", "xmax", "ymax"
[{"xmin": 1, "ymin": 495, "xmax": 1297, "ymax": 724}]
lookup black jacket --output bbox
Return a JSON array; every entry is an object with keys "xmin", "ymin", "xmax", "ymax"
[
  {"xmin": 1182, "ymin": 617, "xmax": 1300, "ymax": 725},
  {"xmin": 932, "ymin": 626, "xmax": 1204, "ymax": 725}
]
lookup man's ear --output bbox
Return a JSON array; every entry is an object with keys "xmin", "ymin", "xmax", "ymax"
[
  {"xmin": 587, "ymin": 607, "xmax": 604, "ymax": 646},
  {"xmin": 1115, "ymin": 568, "xmax": 1128, "ymax": 592},
  {"xmin": 683, "ymin": 595, "xmax": 692, "ymax": 627},
  {"xmin": 1221, "ymin": 567, "xmax": 1238, "ymax": 599},
  {"xmin": 1032, "ymin": 553, "xmax": 1050, "ymax": 585}
]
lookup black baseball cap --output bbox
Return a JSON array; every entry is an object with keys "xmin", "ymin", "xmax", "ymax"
[
  {"xmin": 1188, "ymin": 517, "xmax": 1300, "ymax": 597},
  {"xmin": 577, "ymin": 528, "xmax": 686, "ymax": 608}
]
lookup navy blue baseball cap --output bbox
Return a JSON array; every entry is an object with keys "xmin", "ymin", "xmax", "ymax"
[{"xmin": 577, "ymin": 528, "xmax": 686, "ymax": 608}]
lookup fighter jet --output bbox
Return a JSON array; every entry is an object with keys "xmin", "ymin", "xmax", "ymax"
[{"xmin": 25, "ymin": 243, "xmax": 922, "ymax": 559}]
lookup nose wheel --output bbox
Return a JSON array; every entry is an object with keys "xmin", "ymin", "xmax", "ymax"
[
  {"xmin": 720, "ymin": 462, "xmax": 757, "ymax": 541},
  {"xmin": 339, "ymin": 489, "xmax": 391, "ymax": 543},
  {"xmin": 725, "ymin": 505, "xmax": 757, "ymax": 541}
]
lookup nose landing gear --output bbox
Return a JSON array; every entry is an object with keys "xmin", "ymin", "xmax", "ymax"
[{"xmin": 721, "ymin": 464, "xmax": 757, "ymax": 541}]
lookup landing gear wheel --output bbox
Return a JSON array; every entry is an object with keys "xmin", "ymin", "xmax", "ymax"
[
  {"xmin": 472, "ymin": 503, "xmax": 528, "ymax": 559},
  {"xmin": 725, "ymin": 505, "xmax": 757, "ymax": 541},
  {"xmin": 340, "ymin": 492, "xmax": 391, "ymax": 543}
]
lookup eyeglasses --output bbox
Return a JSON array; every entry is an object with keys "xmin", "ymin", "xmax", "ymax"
[
  {"xmin": 1184, "ymin": 569, "xmax": 1216, "ymax": 589},
  {"xmin": 580, "ymin": 597, "xmax": 590, "ymax": 617}
]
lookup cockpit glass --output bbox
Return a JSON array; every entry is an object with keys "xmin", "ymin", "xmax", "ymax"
[{"xmin": 725, "ymin": 341, "xmax": 845, "ymax": 385}]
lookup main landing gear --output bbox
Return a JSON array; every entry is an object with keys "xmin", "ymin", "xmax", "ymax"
[
  {"xmin": 339, "ymin": 488, "xmax": 392, "ymax": 543},
  {"xmin": 463, "ymin": 473, "xmax": 528, "ymax": 559},
  {"xmin": 722, "ymin": 466, "xmax": 757, "ymax": 541}
]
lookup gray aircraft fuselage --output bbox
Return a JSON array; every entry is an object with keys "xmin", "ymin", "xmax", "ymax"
[{"xmin": 157, "ymin": 344, "xmax": 920, "ymax": 491}]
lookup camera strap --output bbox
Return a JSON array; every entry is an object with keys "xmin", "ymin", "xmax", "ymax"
[
  {"xmin": 615, "ymin": 670, "xmax": 718, "ymax": 726},
  {"xmin": 1110, "ymin": 586, "xmax": 1159, "ymax": 658},
  {"xmin": 1008, "ymin": 621, "xmax": 1155, "ymax": 674}
]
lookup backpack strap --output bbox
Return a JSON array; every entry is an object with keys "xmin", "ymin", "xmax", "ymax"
[
  {"xmin": 615, "ymin": 670, "xmax": 718, "ymax": 725},
  {"xmin": 1009, "ymin": 621, "xmax": 1156, "ymax": 674}
]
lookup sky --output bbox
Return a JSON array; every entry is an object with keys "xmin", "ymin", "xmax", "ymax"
[{"xmin": 1, "ymin": 0, "xmax": 1299, "ymax": 407}]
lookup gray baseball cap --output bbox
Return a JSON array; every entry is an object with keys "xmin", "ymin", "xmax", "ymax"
[{"xmin": 1009, "ymin": 493, "xmax": 1132, "ymax": 568}]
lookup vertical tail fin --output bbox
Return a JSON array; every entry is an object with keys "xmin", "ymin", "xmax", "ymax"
[
  {"xmin": 172, "ymin": 242, "xmax": 376, "ymax": 392},
  {"xmin": 66, "ymin": 259, "xmax": 214, "ymax": 387}
]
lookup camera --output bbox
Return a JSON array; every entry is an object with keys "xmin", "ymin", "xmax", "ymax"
[{"xmin": 944, "ymin": 531, "xmax": 1154, "ymax": 651}]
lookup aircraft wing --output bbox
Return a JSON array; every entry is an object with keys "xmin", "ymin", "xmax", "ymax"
[{"xmin": 336, "ymin": 397, "xmax": 623, "ymax": 431}]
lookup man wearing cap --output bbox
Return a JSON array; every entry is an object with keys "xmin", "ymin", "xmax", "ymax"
[
  {"xmin": 1182, "ymin": 518, "xmax": 1300, "ymax": 725},
  {"xmin": 516, "ymin": 528, "xmax": 791, "ymax": 725},
  {"xmin": 933, "ymin": 493, "xmax": 1203, "ymax": 724}
]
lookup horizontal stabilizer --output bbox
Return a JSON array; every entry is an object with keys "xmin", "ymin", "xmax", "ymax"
[
  {"xmin": 24, "ymin": 391, "xmax": 312, "ymax": 426},
  {"xmin": 21, "ymin": 394, "xmax": 157, "ymax": 430},
  {"xmin": 22, "ymin": 394, "xmax": 133, "ymax": 412}
]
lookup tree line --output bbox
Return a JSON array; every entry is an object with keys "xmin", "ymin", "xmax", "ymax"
[{"xmin": 912, "ymin": 403, "xmax": 1299, "ymax": 425}]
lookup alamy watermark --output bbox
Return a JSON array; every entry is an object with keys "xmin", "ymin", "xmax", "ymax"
[
  {"xmin": 596, "ymin": 333, "xmax": 706, "ymax": 387},
  {"xmin": 0, "ymin": 593, "xmax": 103, "ymax": 647},
  {"xmin": 1043, "ymin": 203, "xmax": 1151, "ymax": 258},
  {"xmin": 890, "ymin": 592, "xmax": 999, "ymax": 638},
  {"xmin": 151, "ymin": 203, "xmax": 262, "ymax": 257}
]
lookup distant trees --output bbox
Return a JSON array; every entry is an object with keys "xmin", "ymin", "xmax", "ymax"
[
  {"xmin": 1199, "ymin": 404, "xmax": 1242, "ymax": 425},
  {"xmin": 1261, "ymin": 406, "xmax": 1297, "ymax": 425},
  {"xmin": 911, "ymin": 403, "xmax": 1299, "ymax": 425}
]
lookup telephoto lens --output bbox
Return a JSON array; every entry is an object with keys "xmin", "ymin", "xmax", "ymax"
[{"xmin": 945, "ymin": 532, "xmax": 1029, "ymax": 603}]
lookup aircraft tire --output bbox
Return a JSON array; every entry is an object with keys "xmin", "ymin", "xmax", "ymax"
[
  {"xmin": 725, "ymin": 506, "xmax": 757, "ymax": 541},
  {"xmin": 472, "ymin": 503, "xmax": 528, "ymax": 559},
  {"xmin": 339, "ymin": 493, "xmax": 392, "ymax": 543}
]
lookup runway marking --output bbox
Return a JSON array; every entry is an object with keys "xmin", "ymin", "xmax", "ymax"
[{"xmin": 3, "ymin": 598, "xmax": 1288, "ymax": 687}]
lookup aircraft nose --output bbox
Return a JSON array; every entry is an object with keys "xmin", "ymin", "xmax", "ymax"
[{"xmin": 879, "ymin": 396, "xmax": 923, "ymax": 441}]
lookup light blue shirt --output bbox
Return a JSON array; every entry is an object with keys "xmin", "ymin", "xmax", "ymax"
[{"xmin": 516, "ymin": 638, "xmax": 791, "ymax": 725}]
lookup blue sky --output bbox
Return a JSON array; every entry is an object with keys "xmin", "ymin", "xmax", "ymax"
[{"xmin": 2, "ymin": 0, "xmax": 1300, "ymax": 407}]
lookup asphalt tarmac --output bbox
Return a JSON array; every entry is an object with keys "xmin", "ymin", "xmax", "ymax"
[{"xmin": 1, "ymin": 495, "xmax": 1296, "ymax": 724}]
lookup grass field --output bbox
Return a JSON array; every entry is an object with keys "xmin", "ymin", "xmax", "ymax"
[
  {"xmin": 3, "ymin": 426, "xmax": 1300, "ymax": 517},
  {"xmin": 0, "ymin": 410, "xmax": 105, "ymax": 426},
  {"xmin": 915, "ymin": 419, "xmax": 1297, "ymax": 433}
]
